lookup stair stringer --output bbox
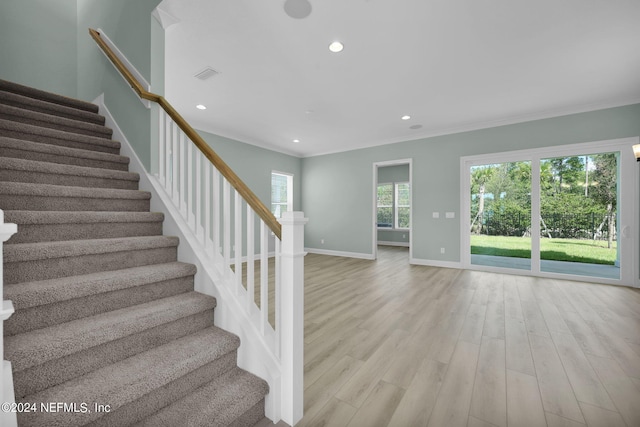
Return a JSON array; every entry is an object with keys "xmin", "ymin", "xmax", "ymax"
[{"xmin": 94, "ymin": 95, "xmax": 283, "ymax": 423}]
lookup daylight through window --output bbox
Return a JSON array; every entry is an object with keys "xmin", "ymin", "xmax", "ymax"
[
  {"xmin": 377, "ymin": 182, "xmax": 410, "ymax": 229},
  {"xmin": 271, "ymin": 172, "xmax": 293, "ymax": 218}
]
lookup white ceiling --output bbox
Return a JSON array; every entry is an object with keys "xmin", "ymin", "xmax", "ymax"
[{"xmin": 158, "ymin": 0, "xmax": 640, "ymax": 158}]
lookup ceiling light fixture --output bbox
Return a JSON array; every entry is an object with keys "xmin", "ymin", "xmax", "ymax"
[
  {"xmin": 401, "ymin": 115, "xmax": 411, "ymax": 120},
  {"xmin": 293, "ymin": 139, "xmax": 300, "ymax": 143},
  {"xmin": 328, "ymin": 41, "xmax": 344, "ymax": 53},
  {"xmin": 196, "ymin": 104, "xmax": 207, "ymax": 110}
]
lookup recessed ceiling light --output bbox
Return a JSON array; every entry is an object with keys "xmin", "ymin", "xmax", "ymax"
[
  {"xmin": 293, "ymin": 139, "xmax": 300, "ymax": 143},
  {"xmin": 328, "ymin": 41, "xmax": 344, "ymax": 53},
  {"xmin": 196, "ymin": 104, "xmax": 207, "ymax": 110},
  {"xmin": 410, "ymin": 124, "xmax": 423, "ymax": 130},
  {"xmin": 401, "ymin": 115, "xmax": 411, "ymax": 120}
]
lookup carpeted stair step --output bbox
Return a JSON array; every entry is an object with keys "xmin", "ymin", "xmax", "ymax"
[
  {"xmin": 0, "ymin": 137, "xmax": 130, "ymax": 171},
  {"xmin": 0, "ymin": 103, "xmax": 112, "ymax": 139},
  {"xmin": 9, "ymin": 292, "xmax": 218, "ymax": 400},
  {"xmin": 0, "ymin": 79, "xmax": 99, "ymax": 114},
  {"xmin": 0, "ymin": 78, "xmax": 269, "ymax": 426},
  {"xmin": 3, "ymin": 211, "xmax": 163, "ymax": 244},
  {"xmin": 135, "ymin": 367, "xmax": 269, "ymax": 427},
  {"xmin": 0, "ymin": 119, "xmax": 120, "ymax": 154},
  {"xmin": 16, "ymin": 326, "xmax": 241, "ymax": 427},
  {"xmin": 0, "ymin": 89, "xmax": 105, "ymax": 125},
  {"xmin": 0, "ymin": 181, "xmax": 150, "ymax": 212},
  {"xmin": 3, "ymin": 235, "xmax": 178, "ymax": 284},
  {"xmin": 0, "ymin": 157, "xmax": 139, "ymax": 190},
  {"xmin": 4, "ymin": 261, "xmax": 196, "ymax": 335}
]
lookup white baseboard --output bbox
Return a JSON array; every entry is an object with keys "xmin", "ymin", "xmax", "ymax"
[
  {"xmin": 377, "ymin": 241, "xmax": 410, "ymax": 247},
  {"xmin": 410, "ymin": 258, "xmax": 462, "ymax": 269},
  {"xmin": 305, "ymin": 247, "xmax": 375, "ymax": 260}
]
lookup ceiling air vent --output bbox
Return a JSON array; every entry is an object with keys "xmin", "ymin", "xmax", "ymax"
[{"xmin": 194, "ymin": 67, "xmax": 219, "ymax": 80}]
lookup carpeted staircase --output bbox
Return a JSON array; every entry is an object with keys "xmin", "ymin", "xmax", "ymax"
[{"xmin": 0, "ymin": 79, "xmax": 269, "ymax": 427}]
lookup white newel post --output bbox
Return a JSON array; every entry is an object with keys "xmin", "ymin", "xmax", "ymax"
[
  {"xmin": 0, "ymin": 209, "xmax": 18, "ymax": 426},
  {"xmin": 278, "ymin": 211, "xmax": 307, "ymax": 426}
]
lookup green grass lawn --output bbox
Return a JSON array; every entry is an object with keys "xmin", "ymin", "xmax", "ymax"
[{"xmin": 470, "ymin": 235, "xmax": 617, "ymax": 265}]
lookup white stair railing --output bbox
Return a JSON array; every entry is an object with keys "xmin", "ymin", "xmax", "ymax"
[
  {"xmin": 156, "ymin": 110, "xmax": 307, "ymax": 425},
  {"xmin": 90, "ymin": 27, "xmax": 306, "ymax": 424},
  {"xmin": 0, "ymin": 209, "xmax": 18, "ymax": 427}
]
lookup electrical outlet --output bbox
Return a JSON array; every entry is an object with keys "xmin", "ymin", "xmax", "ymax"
[
  {"xmin": 321, "ymin": 239, "xmax": 325, "ymax": 245},
  {"xmin": 440, "ymin": 247, "xmax": 445, "ymax": 254},
  {"xmin": 402, "ymin": 234, "xmax": 406, "ymax": 238}
]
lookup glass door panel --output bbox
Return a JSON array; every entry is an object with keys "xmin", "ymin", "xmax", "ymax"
[
  {"xmin": 470, "ymin": 161, "xmax": 532, "ymax": 271},
  {"xmin": 539, "ymin": 152, "xmax": 620, "ymax": 279}
]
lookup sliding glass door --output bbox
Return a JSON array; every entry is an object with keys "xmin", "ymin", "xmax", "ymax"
[
  {"xmin": 470, "ymin": 161, "xmax": 532, "ymax": 271},
  {"xmin": 539, "ymin": 152, "xmax": 620, "ymax": 279},
  {"xmin": 462, "ymin": 138, "xmax": 638, "ymax": 286}
]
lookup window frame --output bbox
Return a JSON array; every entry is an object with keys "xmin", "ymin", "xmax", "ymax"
[
  {"xmin": 377, "ymin": 182, "xmax": 394, "ymax": 229},
  {"xmin": 394, "ymin": 181, "xmax": 410, "ymax": 230},
  {"xmin": 271, "ymin": 171, "xmax": 293, "ymax": 219},
  {"xmin": 377, "ymin": 181, "xmax": 411, "ymax": 230}
]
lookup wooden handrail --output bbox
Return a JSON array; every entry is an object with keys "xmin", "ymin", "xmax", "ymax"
[{"xmin": 89, "ymin": 28, "xmax": 282, "ymax": 239}]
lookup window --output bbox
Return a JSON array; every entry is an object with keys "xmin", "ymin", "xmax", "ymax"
[
  {"xmin": 271, "ymin": 172, "xmax": 293, "ymax": 218},
  {"xmin": 377, "ymin": 182, "xmax": 410, "ymax": 229},
  {"xmin": 377, "ymin": 183, "xmax": 393, "ymax": 227},
  {"xmin": 395, "ymin": 182, "xmax": 410, "ymax": 229}
]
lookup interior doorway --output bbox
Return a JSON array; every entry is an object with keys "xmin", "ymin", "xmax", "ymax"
[{"xmin": 373, "ymin": 159, "xmax": 413, "ymax": 261}]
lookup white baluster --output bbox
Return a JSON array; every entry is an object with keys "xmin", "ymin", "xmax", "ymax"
[
  {"xmin": 171, "ymin": 122, "xmax": 179, "ymax": 203},
  {"xmin": 158, "ymin": 109, "xmax": 165, "ymax": 186},
  {"xmin": 260, "ymin": 220, "xmax": 268, "ymax": 335},
  {"xmin": 275, "ymin": 237, "xmax": 281, "ymax": 358},
  {"xmin": 195, "ymin": 151, "xmax": 202, "ymax": 242},
  {"xmin": 164, "ymin": 117, "xmax": 172, "ymax": 192},
  {"xmin": 204, "ymin": 162, "xmax": 211, "ymax": 253},
  {"xmin": 246, "ymin": 209, "xmax": 254, "ymax": 312},
  {"xmin": 186, "ymin": 142, "xmax": 194, "ymax": 228},
  {"xmin": 178, "ymin": 131, "xmax": 186, "ymax": 215},
  {"xmin": 234, "ymin": 191, "xmax": 242, "ymax": 296},
  {"xmin": 212, "ymin": 168, "xmax": 220, "ymax": 258},
  {"xmin": 223, "ymin": 179, "xmax": 231, "ymax": 279}
]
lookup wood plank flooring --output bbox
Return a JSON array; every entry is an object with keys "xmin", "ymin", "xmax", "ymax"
[{"xmin": 296, "ymin": 246, "xmax": 640, "ymax": 427}]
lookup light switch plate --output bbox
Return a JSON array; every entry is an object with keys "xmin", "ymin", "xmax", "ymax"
[
  {"xmin": 432, "ymin": 212, "xmax": 440, "ymax": 219},
  {"xmin": 446, "ymin": 212, "xmax": 455, "ymax": 219}
]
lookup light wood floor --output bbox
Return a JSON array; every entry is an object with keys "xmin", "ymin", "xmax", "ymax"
[{"xmin": 296, "ymin": 246, "xmax": 640, "ymax": 427}]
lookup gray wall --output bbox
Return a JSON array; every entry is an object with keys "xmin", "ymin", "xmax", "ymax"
[
  {"xmin": 0, "ymin": 0, "xmax": 78, "ymax": 97},
  {"xmin": 302, "ymin": 103, "xmax": 640, "ymax": 263},
  {"xmin": 198, "ymin": 131, "xmax": 302, "ymax": 213},
  {"xmin": 77, "ymin": 0, "xmax": 163, "ymax": 170}
]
